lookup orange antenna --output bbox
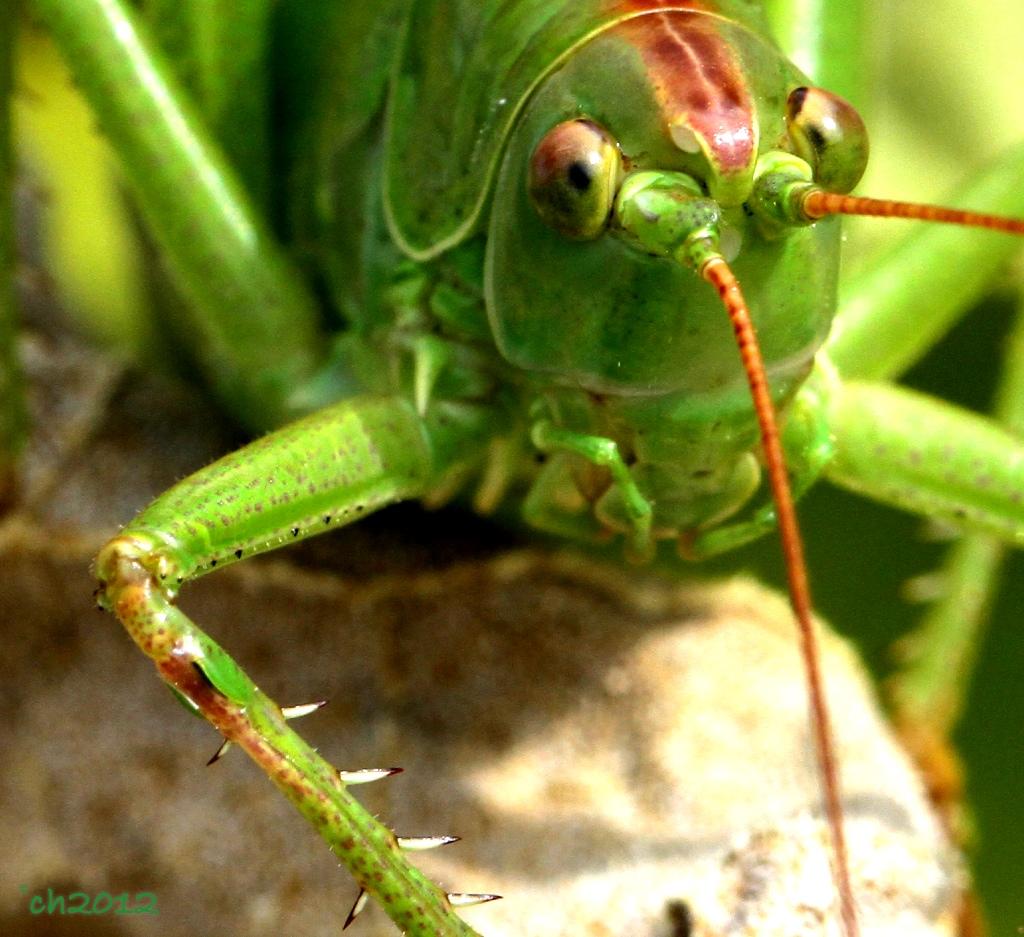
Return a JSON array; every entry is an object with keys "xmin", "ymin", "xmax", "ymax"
[
  {"xmin": 802, "ymin": 190, "xmax": 1024, "ymax": 235},
  {"xmin": 701, "ymin": 255, "xmax": 860, "ymax": 937}
]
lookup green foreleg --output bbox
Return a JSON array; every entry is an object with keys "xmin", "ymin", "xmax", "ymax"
[
  {"xmin": 95, "ymin": 395, "xmax": 494, "ymax": 935},
  {"xmin": 30, "ymin": 0, "xmax": 323, "ymax": 430}
]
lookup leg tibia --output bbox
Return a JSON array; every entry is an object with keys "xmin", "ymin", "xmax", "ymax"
[
  {"xmin": 98, "ymin": 547, "xmax": 480, "ymax": 936},
  {"xmin": 32, "ymin": 0, "xmax": 323, "ymax": 430},
  {"xmin": 94, "ymin": 392, "xmax": 495, "ymax": 935},
  {"xmin": 825, "ymin": 381, "xmax": 1024, "ymax": 544}
]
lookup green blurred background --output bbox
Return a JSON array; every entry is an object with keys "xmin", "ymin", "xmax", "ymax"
[{"xmin": 13, "ymin": 0, "xmax": 1024, "ymax": 931}]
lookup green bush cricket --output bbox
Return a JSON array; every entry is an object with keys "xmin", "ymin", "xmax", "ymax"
[{"xmin": 8, "ymin": 1, "xmax": 1024, "ymax": 934}]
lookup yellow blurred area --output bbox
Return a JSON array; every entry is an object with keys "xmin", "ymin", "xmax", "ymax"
[
  {"xmin": 15, "ymin": 23, "xmax": 147, "ymax": 360},
  {"xmin": 866, "ymin": 0, "xmax": 1024, "ymax": 198},
  {"xmin": 844, "ymin": 0, "xmax": 1024, "ymax": 270}
]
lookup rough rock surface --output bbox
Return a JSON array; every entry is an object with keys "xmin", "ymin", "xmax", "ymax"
[{"xmin": 0, "ymin": 319, "xmax": 960, "ymax": 936}]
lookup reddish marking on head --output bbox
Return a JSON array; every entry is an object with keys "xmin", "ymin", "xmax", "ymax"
[
  {"xmin": 616, "ymin": 13, "xmax": 757, "ymax": 178},
  {"xmin": 610, "ymin": 0, "xmax": 711, "ymax": 11}
]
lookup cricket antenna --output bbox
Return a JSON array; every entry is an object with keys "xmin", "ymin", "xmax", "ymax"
[
  {"xmin": 801, "ymin": 190, "xmax": 1024, "ymax": 235},
  {"xmin": 700, "ymin": 253, "xmax": 860, "ymax": 937}
]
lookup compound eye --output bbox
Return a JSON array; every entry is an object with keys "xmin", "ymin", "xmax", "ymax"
[
  {"xmin": 528, "ymin": 119, "xmax": 623, "ymax": 240},
  {"xmin": 786, "ymin": 87, "xmax": 869, "ymax": 194}
]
